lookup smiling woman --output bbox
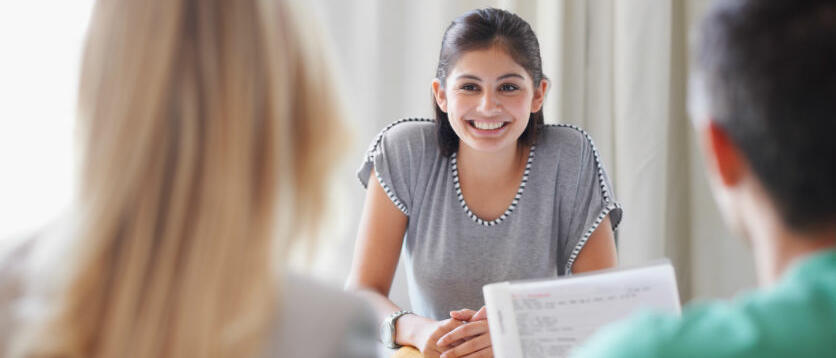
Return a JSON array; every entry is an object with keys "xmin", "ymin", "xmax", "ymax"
[{"xmin": 346, "ymin": 8, "xmax": 623, "ymax": 358}]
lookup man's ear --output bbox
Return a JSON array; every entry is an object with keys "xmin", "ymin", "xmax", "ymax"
[
  {"xmin": 530, "ymin": 78, "xmax": 549, "ymax": 113},
  {"xmin": 703, "ymin": 119, "xmax": 746, "ymax": 187},
  {"xmin": 432, "ymin": 79, "xmax": 447, "ymax": 113}
]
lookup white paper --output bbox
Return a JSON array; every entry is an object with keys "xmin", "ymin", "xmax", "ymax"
[{"xmin": 484, "ymin": 260, "xmax": 681, "ymax": 358}]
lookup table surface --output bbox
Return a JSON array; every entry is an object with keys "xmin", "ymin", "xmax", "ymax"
[{"xmin": 392, "ymin": 346, "xmax": 424, "ymax": 358}]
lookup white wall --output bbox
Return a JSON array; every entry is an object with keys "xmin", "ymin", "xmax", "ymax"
[{"xmin": 0, "ymin": 1, "xmax": 94, "ymax": 241}]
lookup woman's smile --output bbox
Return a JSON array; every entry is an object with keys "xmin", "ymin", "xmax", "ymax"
[{"xmin": 466, "ymin": 119, "xmax": 511, "ymax": 136}]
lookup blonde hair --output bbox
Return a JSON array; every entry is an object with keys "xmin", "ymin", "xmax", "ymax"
[{"xmin": 15, "ymin": 0, "xmax": 345, "ymax": 356}]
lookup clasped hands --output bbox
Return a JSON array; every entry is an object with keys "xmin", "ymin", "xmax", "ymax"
[{"xmin": 417, "ymin": 306, "xmax": 492, "ymax": 358}]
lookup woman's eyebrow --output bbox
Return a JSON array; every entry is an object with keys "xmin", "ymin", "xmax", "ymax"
[
  {"xmin": 455, "ymin": 74, "xmax": 482, "ymax": 81},
  {"xmin": 455, "ymin": 73, "xmax": 525, "ymax": 81},
  {"xmin": 497, "ymin": 73, "xmax": 525, "ymax": 80}
]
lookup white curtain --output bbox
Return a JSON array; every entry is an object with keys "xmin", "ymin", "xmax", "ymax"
[{"xmin": 303, "ymin": 0, "xmax": 757, "ymax": 305}]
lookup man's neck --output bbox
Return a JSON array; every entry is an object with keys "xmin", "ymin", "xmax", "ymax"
[
  {"xmin": 751, "ymin": 220, "xmax": 836, "ymax": 286},
  {"xmin": 735, "ymin": 178, "xmax": 836, "ymax": 286}
]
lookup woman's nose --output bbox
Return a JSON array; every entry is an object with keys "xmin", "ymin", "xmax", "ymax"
[{"xmin": 478, "ymin": 91, "xmax": 501, "ymax": 114}]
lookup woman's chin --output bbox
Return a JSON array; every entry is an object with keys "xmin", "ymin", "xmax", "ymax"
[{"xmin": 459, "ymin": 137, "xmax": 518, "ymax": 153}]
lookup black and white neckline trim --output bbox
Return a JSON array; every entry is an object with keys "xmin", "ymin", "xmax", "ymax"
[{"xmin": 451, "ymin": 145, "xmax": 536, "ymax": 227}]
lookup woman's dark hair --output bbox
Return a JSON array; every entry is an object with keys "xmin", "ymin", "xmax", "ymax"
[{"xmin": 434, "ymin": 8, "xmax": 546, "ymax": 157}]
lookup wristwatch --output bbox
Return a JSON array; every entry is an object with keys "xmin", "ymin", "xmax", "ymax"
[{"xmin": 380, "ymin": 310, "xmax": 413, "ymax": 349}]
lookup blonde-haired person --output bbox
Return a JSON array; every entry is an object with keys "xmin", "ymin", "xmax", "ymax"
[{"xmin": 0, "ymin": 0, "xmax": 376, "ymax": 357}]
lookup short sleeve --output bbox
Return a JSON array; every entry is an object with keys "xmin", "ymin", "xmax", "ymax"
[
  {"xmin": 560, "ymin": 127, "xmax": 623, "ymax": 274},
  {"xmin": 357, "ymin": 119, "xmax": 434, "ymax": 216}
]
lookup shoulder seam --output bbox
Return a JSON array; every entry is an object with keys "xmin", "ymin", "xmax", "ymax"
[
  {"xmin": 365, "ymin": 118, "xmax": 434, "ymax": 163},
  {"xmin": 544, "ymin": 124, "xmax": 614, "ymax": 203}
]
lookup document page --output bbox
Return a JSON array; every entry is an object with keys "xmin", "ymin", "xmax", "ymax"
[{"xmin": 484, "ymin": 260, "xmax": 680, "ymax": 358}]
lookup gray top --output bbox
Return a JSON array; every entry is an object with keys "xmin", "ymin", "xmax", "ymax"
[
  {"xmin": 0, "ymin": 220, "xmax": 377, "ymax": 358},
  {"xmin": 358, "ymin": 119, "xmax": 623, "ymax": 320}
]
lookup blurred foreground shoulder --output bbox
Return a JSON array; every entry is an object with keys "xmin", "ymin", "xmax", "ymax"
[
  {"xmin": 0, "ymin": 229, "xmax": 45, "ymax": 355},
  {"xmin": 266, "ymin": 273, "xmax": 378, "ymax": 358}
]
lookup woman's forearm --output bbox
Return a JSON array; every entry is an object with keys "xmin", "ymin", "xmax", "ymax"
[
  {"xmin": 394, "ymin": 312, "xmax": 433, "ymax": 347},
  {"xmin": 349, "ymin": 287, "xmax": 431, "ymax": 348}
]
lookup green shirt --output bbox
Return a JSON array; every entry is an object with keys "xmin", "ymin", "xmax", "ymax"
[{"xmin": 572, "ymin": 250, "xmax": 836, "ymax": 358}]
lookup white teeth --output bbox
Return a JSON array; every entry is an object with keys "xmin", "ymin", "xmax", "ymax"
[{"xmin": 472, "ymin": 121, "xmax": 504, "ymax": 130}]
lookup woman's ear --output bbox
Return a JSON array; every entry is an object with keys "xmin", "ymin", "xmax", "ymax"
[
  {"xmin": 432, "ymin": 79, "xmax": 447, "ymax": 113},
  {"xmin": 530, "ymin": 78, "xmax": 549, "ymax": 113}
]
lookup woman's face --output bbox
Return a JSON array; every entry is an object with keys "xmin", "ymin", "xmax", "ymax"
[{"xmin": 433, "ymin": 45, "xmax": 546, "ymax": 153}]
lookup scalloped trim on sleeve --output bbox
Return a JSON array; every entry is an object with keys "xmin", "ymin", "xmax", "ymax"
[
  {"xmin": 362, "ymin": 118, "xmax": 434, "ymax": 216},
  {"xmin": 374, "ymin": 168, "xmax": 409, "ymax": 216},
  {"xmin": 547, "ymin": 124, "xmax": 623, "ymax": 274}
]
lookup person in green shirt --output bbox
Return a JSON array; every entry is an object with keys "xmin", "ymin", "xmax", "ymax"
[{"xmin": 572, "ymin": 0, "xmax": 836, "ymax": 357}]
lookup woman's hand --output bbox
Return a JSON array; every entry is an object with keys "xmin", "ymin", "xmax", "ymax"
[
  {"xmin": 412, "ymin": 317, "xmax": 468, "ymax": 358},
  {"xmin": 448, "ymin": 306, "xmax": 487, "ymax": 322},
  {"xmin": 436, "ymin": 306, "xmax": 493, "ymax": 357}
]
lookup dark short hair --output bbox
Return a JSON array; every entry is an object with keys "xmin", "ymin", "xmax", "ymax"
[
  {"xmin": 696, "ymin": 0, "xmax": 836, "ymax": 231},
  {"xmin": 434, "ymin": 8, "xmax": 546, "ymax": 157}
]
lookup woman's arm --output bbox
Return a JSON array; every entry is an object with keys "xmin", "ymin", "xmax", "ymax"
[
  {"xmin": 571, "ymin": 215, "xmax": 618, "ymax": 273},
  {"xmin": 346, "ymin": 170, "xmax": 462, "ymax": 354},
  {"xmin": 346, "ymin": 170, "xmax": 408, "ymax": 318}
]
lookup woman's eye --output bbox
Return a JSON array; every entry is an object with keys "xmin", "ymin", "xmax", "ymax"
[
  {"xmin": 460, "ymin": 84, "xmax": 478, "ymax": 91},
  {"xmin": 499, "ymin": 83, "xmax": 519, "ymax": 92}
]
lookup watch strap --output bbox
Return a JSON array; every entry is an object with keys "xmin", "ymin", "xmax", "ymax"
[{"xmin": 382, "ymin": 310, "xmax": 413, "ymax": 349}]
